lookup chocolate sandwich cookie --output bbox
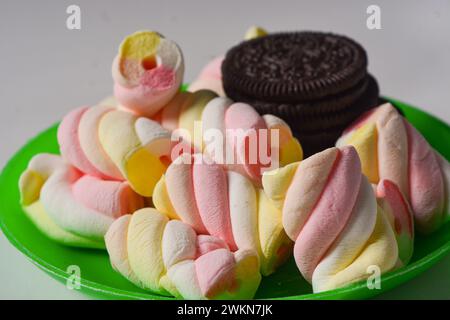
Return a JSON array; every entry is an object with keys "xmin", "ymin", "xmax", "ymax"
[
  {"xmin": 222, "ymin": 31, "xmax": 379, "ymax": 157},
  {"xmin": 222, "ymin": 31, "xmax": 368, "ymax": 102},
  {"xmin": 231, "ymin": 74, "xmax": 378, "ymax": 131}
]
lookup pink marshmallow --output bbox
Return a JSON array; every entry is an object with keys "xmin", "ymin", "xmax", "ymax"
[
  {"xmin": 58, "ymin": 107, "xmax": 106, "ymax": 178},
  {"xmin": 377, "ymin": 179, "xmax": 413, "ymax": 236},
  {"xmin": 196, "ymin": 234, "xmax": 230, "ymax": 257},
  {"xmin": 72, "ymin": 175, "xmax": 144, "ymax": 219},
  {"xmin": 193, "ymin": 154, "xmax": 237, "ymax": 250},
  {"xmin": 405, "ymin": 120, "xmax": 444, "ymax": 233},
  {"xmin": 165, "ymin": 154, "xmax": 208, "ymax": 234},
  {"xmin": 198, "ymin": 56, "xmax": 223, "ymax": 80},
  {"xmin": 195, "ymin": 248, "xmax": 235, "ymax": 298},
  {"xmin": 114, "ymin": 66, "xmax": 178, "ymax": 118},
  {"xmin": 225, "ymin": 103, "xmax": 269, "ymax": 183},
  {"xmin": 188, "ymin": 56, "xmax": 225, "ymax": 96}
]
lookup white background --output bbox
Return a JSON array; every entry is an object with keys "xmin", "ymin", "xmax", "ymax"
[{"xmin": 1, "ymin": 0, "xmax": 449, "ymax": 299}]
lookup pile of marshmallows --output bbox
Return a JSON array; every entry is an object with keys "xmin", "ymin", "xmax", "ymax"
[{"xmin": 19, "ymin": 30, "xmax": 450, "ymax": 299}]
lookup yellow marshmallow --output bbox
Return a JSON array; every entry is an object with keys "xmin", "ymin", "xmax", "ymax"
[
  {"xmin": 23, "ymin": 201, "xmax": 104, "ymax": 249},
  {"xmin": 261, "ymin": 162, "xmax": 299, "ymax": 210},
  {"xmin": 127, "ymin": 208, "xmax": 169, "ymax": 294},
  {"xmin": 244, "ymin": 26, "xmax": 268, "ymax": 40},
  {"xmin": 279, "ymin": 138, "xmax": 303, "ymax": 168},
  {"xmin": 215, "ymin": 250, "xmax": 261, "ymax": 299},
  {"xmin": 257, "ymin": 189, "xmax": 291, "ymax": 276},
  {"xmin": 153, "ymin": 175, "xmax": 180, "ymax": 220},
  {"xmin": 125, "ymin": 148, "xmax": 167, "ymax": 197},
  {"xmin": 178, "ymin": 90, "xmax": 217, "ymax": 149},
  {"xmin": 347, "ymin": 123, "xmax": 379, "ymax": 183},
  {"xmin": 159, "ymin": 274, "xmax": 180, "ymax": 298},
  {"xmin": 119, "ymin": 31, "xmax": 161, "ymax": 61},
  {"xmin": 314, "ymin": 209, "xmax": 398, "ymax": 292},
  {"xmin": 104, "ymin": 215, "xmax": 141, "ymax": 286},
  {"xmin": 99, "ymin": 110, "xmax": 166, "ymax": 196},
  {"xmin": 19, "ymin": 154, "xmax": 106, "ymax": 248},
  {"xmin": 232, "ymin": 251, "xmax": 262, "ymax": 298},
  {"xmin": 19, "ymin": 170, "xmax": 45, "ymax": 206}
]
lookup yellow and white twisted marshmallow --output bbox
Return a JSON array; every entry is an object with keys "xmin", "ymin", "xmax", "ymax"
[
  {"xmin": 262, "ymin": 146, "xmax": 414, "ymax": 292},
  {"xmin": 105, "ymin": 208, "xmax": 261, "ymax": 299}
]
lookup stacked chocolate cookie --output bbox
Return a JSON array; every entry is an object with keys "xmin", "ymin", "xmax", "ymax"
[{"xmin": 222, "ymin": 32, "xmax": 380, "ymax": 157}]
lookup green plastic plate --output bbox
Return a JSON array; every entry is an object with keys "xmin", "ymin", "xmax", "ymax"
[{"xmin": 1, "ymin": 98, "xmax": 449, "ymax": 300}]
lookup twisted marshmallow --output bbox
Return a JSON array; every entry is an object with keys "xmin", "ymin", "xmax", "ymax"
[
  {"xmin": 112, "ymin": 31, "xmax": 184, "ymax": 117},
  {"xmin": 152, "ymin": 153, "xmax": 292, "ymax": 276},
  {"xmin": 58, "ymin": 105, "xmax": 172, "ymax": 197},
  {"xmin": 19, "ymin": 154, "xmax": 144, "ymax": 247},
  {"xmin": 337, "ymin": 103, "xmax": 450, "ymax": 234},
  {"xmin": 58, "ymin": 91, "xmax": 301, "ymax": 197},
  {"xmin": 161, "ymin": 94, "xmax": 303, "ymax": 186},
  {"xmin": 105, "ymin": 208, "xmax": 261, "ymax": 299},
  {"xmin": 262, "ymin": 146, "xmax": 413, "ymax": 292}
]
